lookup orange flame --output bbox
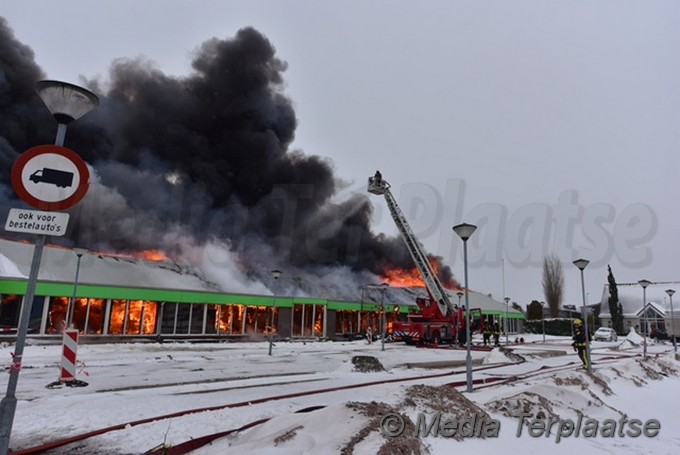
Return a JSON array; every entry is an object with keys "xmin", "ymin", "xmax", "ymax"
[
  {"xmin": 93, "ymin": 249, "xmax": 169, "ymax": 262},
  {"xmin": 138, "ymin": 250, "xmax": 168, "ymax": 261},
  {"xmin": 11, "ymin": 241, "xmax": 169, "ymax": 262},
  {"xmin": 381, "ymin": 266, "xmax": 424, "ymax": 287},
  {"xmin": 381, "ymin": 258, "xmax": 457, "ymax": 289}
]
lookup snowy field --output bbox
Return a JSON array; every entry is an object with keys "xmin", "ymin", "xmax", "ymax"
[{"xmin": 1, "ymin": 332, "xmax": 679, "ymax": 455}]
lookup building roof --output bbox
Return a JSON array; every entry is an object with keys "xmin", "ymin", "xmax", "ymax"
[
  {"xmin": 0, "ymin": 238, "xmax": 219, "ymax": 293},
  {"xmin": 599, "ymin": 282, "xmax": 680, "ymax": 318},
  {"xmin": 0, "ymin": 238, "xmax": 523, "ymax": 317}
]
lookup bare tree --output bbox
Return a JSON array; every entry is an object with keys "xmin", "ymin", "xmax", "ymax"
[{"xmin": 542, "ymin": 254, "xmax": 564, "ymax": 317}]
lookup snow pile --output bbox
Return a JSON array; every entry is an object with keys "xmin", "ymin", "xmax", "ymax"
[
  {"xmin": 482, "ymin": 347, "xmax": 523, "ymax": 365},
  {"xmin": 618, "ymin": 327, "xmax": 645, "ymax": 350},
  {"xmin": 0, "ymin": 252, "xmax": 25, "ymax": 278}
]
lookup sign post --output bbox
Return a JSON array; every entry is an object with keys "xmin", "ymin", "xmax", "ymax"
[
  {"xmin": 0, "ymin": 80, "xmax": 98, "ymax": 455},
  {"xmin": 0, "ymin": 146, "xmax": 90, "ymax": 454}
]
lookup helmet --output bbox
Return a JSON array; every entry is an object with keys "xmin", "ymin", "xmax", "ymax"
[{"xmin": 574, "ymin": 319, "xmax": 583, "ymax": 326}]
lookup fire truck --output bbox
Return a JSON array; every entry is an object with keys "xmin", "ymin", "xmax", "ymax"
[{"xmin": 368, "ymin": 172, "xmax": 482, "ymax": 346}]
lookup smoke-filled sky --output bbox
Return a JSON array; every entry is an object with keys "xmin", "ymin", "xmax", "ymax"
[
  {"xmin": 1, "ymin": 1, "xmax": 679, "ymax": 307},
  {"xmin": 0, "ymin": 12, "xmax": 456, "ymax": 296}
]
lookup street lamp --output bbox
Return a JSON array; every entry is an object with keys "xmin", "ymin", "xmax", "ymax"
[
  {"xmin": 453, "ymin": 222, "xmax": 477, "ymax": 393},
  {"xmin": 67, "ymin": 248, "xmax": 88, "ymax": 329},
  {"xmin": 564, "ymin": 305, "xmax": 576, "ymax": 337},
  {"xmin": 639, "ymin": 279, "xmax": 651, "ymax": 358},
  {"xmin": 0, "ymin": 81, "xmax": 98, "ymax": 455},
  {"xmin": 455, "ymin": 291, "xmax": 464, "ymax": 346},
  {"xmin": 269, "ymin": 269, "xmax": 282, "ymax": 355},
  {"xmin": 504, "ymin": 297, "xmax": 510, "ymax": 345},
  {"xmin": 666, "ymin": 289, "xmax": 676, "ymax": 353},
  {"xmin": 541, "ymin": 301, "xmax": 546, "ymax": 343},
  {"xmin": 573, "ymin": 258, "xmax": 592, "ymax": 373},
  {"xmin": 358, "ymin": 285, "xmax": 368, "ymax": 334},
  {"xmin": 367, "ymin": 283, "xmax": 389, "ymax": 351}
]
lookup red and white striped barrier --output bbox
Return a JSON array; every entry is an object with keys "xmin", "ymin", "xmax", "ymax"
[{"xmin": 60, "ymin": 329, "xmax": 79, "ymax": 382}]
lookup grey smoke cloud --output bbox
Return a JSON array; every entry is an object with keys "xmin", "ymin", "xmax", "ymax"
[{"xmin": 0, "ymin": 18, "xmax": 457, "ymax": 288}]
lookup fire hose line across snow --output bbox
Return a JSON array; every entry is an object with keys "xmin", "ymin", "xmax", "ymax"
[
  {"xmin": 11, "ymin": 352, "xmax": 643, "ymax": 454},
  {"xmin": 9, "ymin": 360, "xmax": 524, "ymax": 455},
  {"xmin": 157, "ymin": 353, "xmax": 641, "ymax": 455}
]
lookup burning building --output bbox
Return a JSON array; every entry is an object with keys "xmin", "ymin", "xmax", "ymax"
[
  {"xmin": 0, "ymin": 238, "xmax": 523, "ymax": 340},
  {"xmin": 0, "ymin": 21, "xmax": 524, "ymax": 340}
]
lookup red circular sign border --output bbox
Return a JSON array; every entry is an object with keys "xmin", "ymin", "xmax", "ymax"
[{"xmin": 11, "ymin": 144, "xmax": 90, "ymax": 211}]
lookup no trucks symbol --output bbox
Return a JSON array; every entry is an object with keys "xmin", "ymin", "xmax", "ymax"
[{"xmin": 11, "ymin": 144, "xmax": 90, "ymax": 211}]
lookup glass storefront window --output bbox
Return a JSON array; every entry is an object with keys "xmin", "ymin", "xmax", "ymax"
[
  {"xmin": 232, "ymin": 305, "xmax": 244, "ymax": 334},
  {"xmin": 160, "ymin": 303, "xmax": 177, "ymax": 334},
  {"xmin": 47, "ymin": 297, "xmax": 69, "ymax": 334},
  {"xmin": 108, "ymin": 299, "xmax": 127, "ymax": 335},
  {"xmin": 0, "ymin": 295, "xmax": 22, "ymax": 329},
  {"xmin": 189, "ymin": 304, "xmax": 204, "ymax": 334},
  {"xmin": 85, "ymin": 299, "xmax": 106, "ymax": 334},
  {"xmin": 245, "ymin": 306, "xmax": 269, "ymax": 334}
]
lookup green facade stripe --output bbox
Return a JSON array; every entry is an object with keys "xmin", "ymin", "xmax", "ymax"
[{"xmin": 0, "ymin": 278, "xmax": 524, "ymax": 318}]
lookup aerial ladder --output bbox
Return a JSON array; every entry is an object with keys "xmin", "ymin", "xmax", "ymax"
[
  {"xmin": 368, "ymin": 171, "xmax": 480, "ymax": 345},
  {"xmin": 368, "ymin": 172, "xmax": 454, "ymax": 316}
]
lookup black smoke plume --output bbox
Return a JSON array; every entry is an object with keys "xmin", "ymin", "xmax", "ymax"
[{"xmin": 0, "ymin": 18, "xmax": 458, "ymax": 290}]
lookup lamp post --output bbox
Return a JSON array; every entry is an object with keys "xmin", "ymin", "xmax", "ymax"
[
  {"xmin": 367, "ymin": 283, "xmax": 389, "ymax": 351},
  {"xmin": 666, "ymin": 289, "xmax": 676, "ymax": 353},
  {"xmin": 0, "ymin": 81, "xmax": 99, "ymax": 455},
  {"xmin": 453, "ymin": 222, "xmax": 477, "ymax": 393},
  {"xmin": 564, "ymin": 305, "xmax": 576, "ymax": 337},
  {"xmin": 541, "ymin": 301, "xmax": 546, "ymax": 343},
  {"xmin": 66, "ymin": 248, "xmax": 88, "ymax": 329},
  {"xmin": 358, "ymin": 285, "xmax": 367, "ymax": 334},
  {"xmin": 638, "ymin": 279, "xmax": 651, "ymax": 358},
  {"xmin": 455, "ymin": 291, "xmax": 464, "ymax": 347},
  {"xmin": 573, "ymin": 259, "xmax": 592, "ymax": 373},
  {"xmin": 504, "ymin": 297, "xmax": 510, "ymax": 345},
  {"xmin": 269, "ymin": 269, "xmax": 282, "ymax": 355}
]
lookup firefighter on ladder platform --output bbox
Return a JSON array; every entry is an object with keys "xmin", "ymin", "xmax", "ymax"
[{"xmin": 572, "ymin": 319, "xmax": 590, "ymax": 369}]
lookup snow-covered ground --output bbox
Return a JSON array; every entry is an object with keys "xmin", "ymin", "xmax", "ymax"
[{"xmin": 1, "ymin": 332, "xmax": 679, "ymax": 454}]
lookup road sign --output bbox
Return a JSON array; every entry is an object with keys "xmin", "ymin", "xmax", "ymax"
[
  {"xmin": 4, "ymin": 208, "xmax": 69, "ymax": 236},
  {"xmin": 11, "ymin": 144, "xmax": 90, "ymax": 211}
]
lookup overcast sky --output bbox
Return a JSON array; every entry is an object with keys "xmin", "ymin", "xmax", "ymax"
[{"xmin": 3, "ymin": 1, "xmax": 679, "ymax": 308}]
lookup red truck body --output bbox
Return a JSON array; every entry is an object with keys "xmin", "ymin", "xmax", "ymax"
[{"xmin": 391, "ymin": 296, "xmax": 482, "ymax": 345}]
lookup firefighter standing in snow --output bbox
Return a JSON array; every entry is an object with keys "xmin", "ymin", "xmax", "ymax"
[
  {"xmin": 492, "ymin": 322, "xmax": 501, "ymax": 347},
  {"xmin": 482, "ymin": 322, "xmax": 491, "ymax": 346},
  {"xmin": 572, "ymin": 319, "xmax": 590, "ymax": 369}
]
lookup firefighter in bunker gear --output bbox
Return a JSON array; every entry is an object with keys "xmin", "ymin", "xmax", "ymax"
[
  {"xmin": 482, "ymin": 321, "xmax": 491, "ymax": 346},
  {"xmin": 572, "ymin": 319, "xmax": 591, "ymax": 369},
  {"xmin": 492, "ymin": 322, "xmax": 501, "ymax": 347}
]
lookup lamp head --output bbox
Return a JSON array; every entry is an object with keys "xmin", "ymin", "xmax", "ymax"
[
  {"xmin": 666, "ymin": 289, "xmax": 675, "ymax": 298},
  {"xmin": 638, "ymin": 279, "xmax": 652, "ymax": 289},
  {"xmin": 35, "ymin": 80, "xmax": 99, "ymax": 124},
  {"xmin": 452, "ymin": 223, "xmax": 477, "ymax": 241},
  {"xmin": 271, "ymin": 269, "xmax": 282, "ymax": 280},
  {"xmin": 573, "ymin": 258, "xmax": 589, "ymax": 270},
  {"xmin": 73, "ymin": 247, "xmax": 88, "ymax": 258}
]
